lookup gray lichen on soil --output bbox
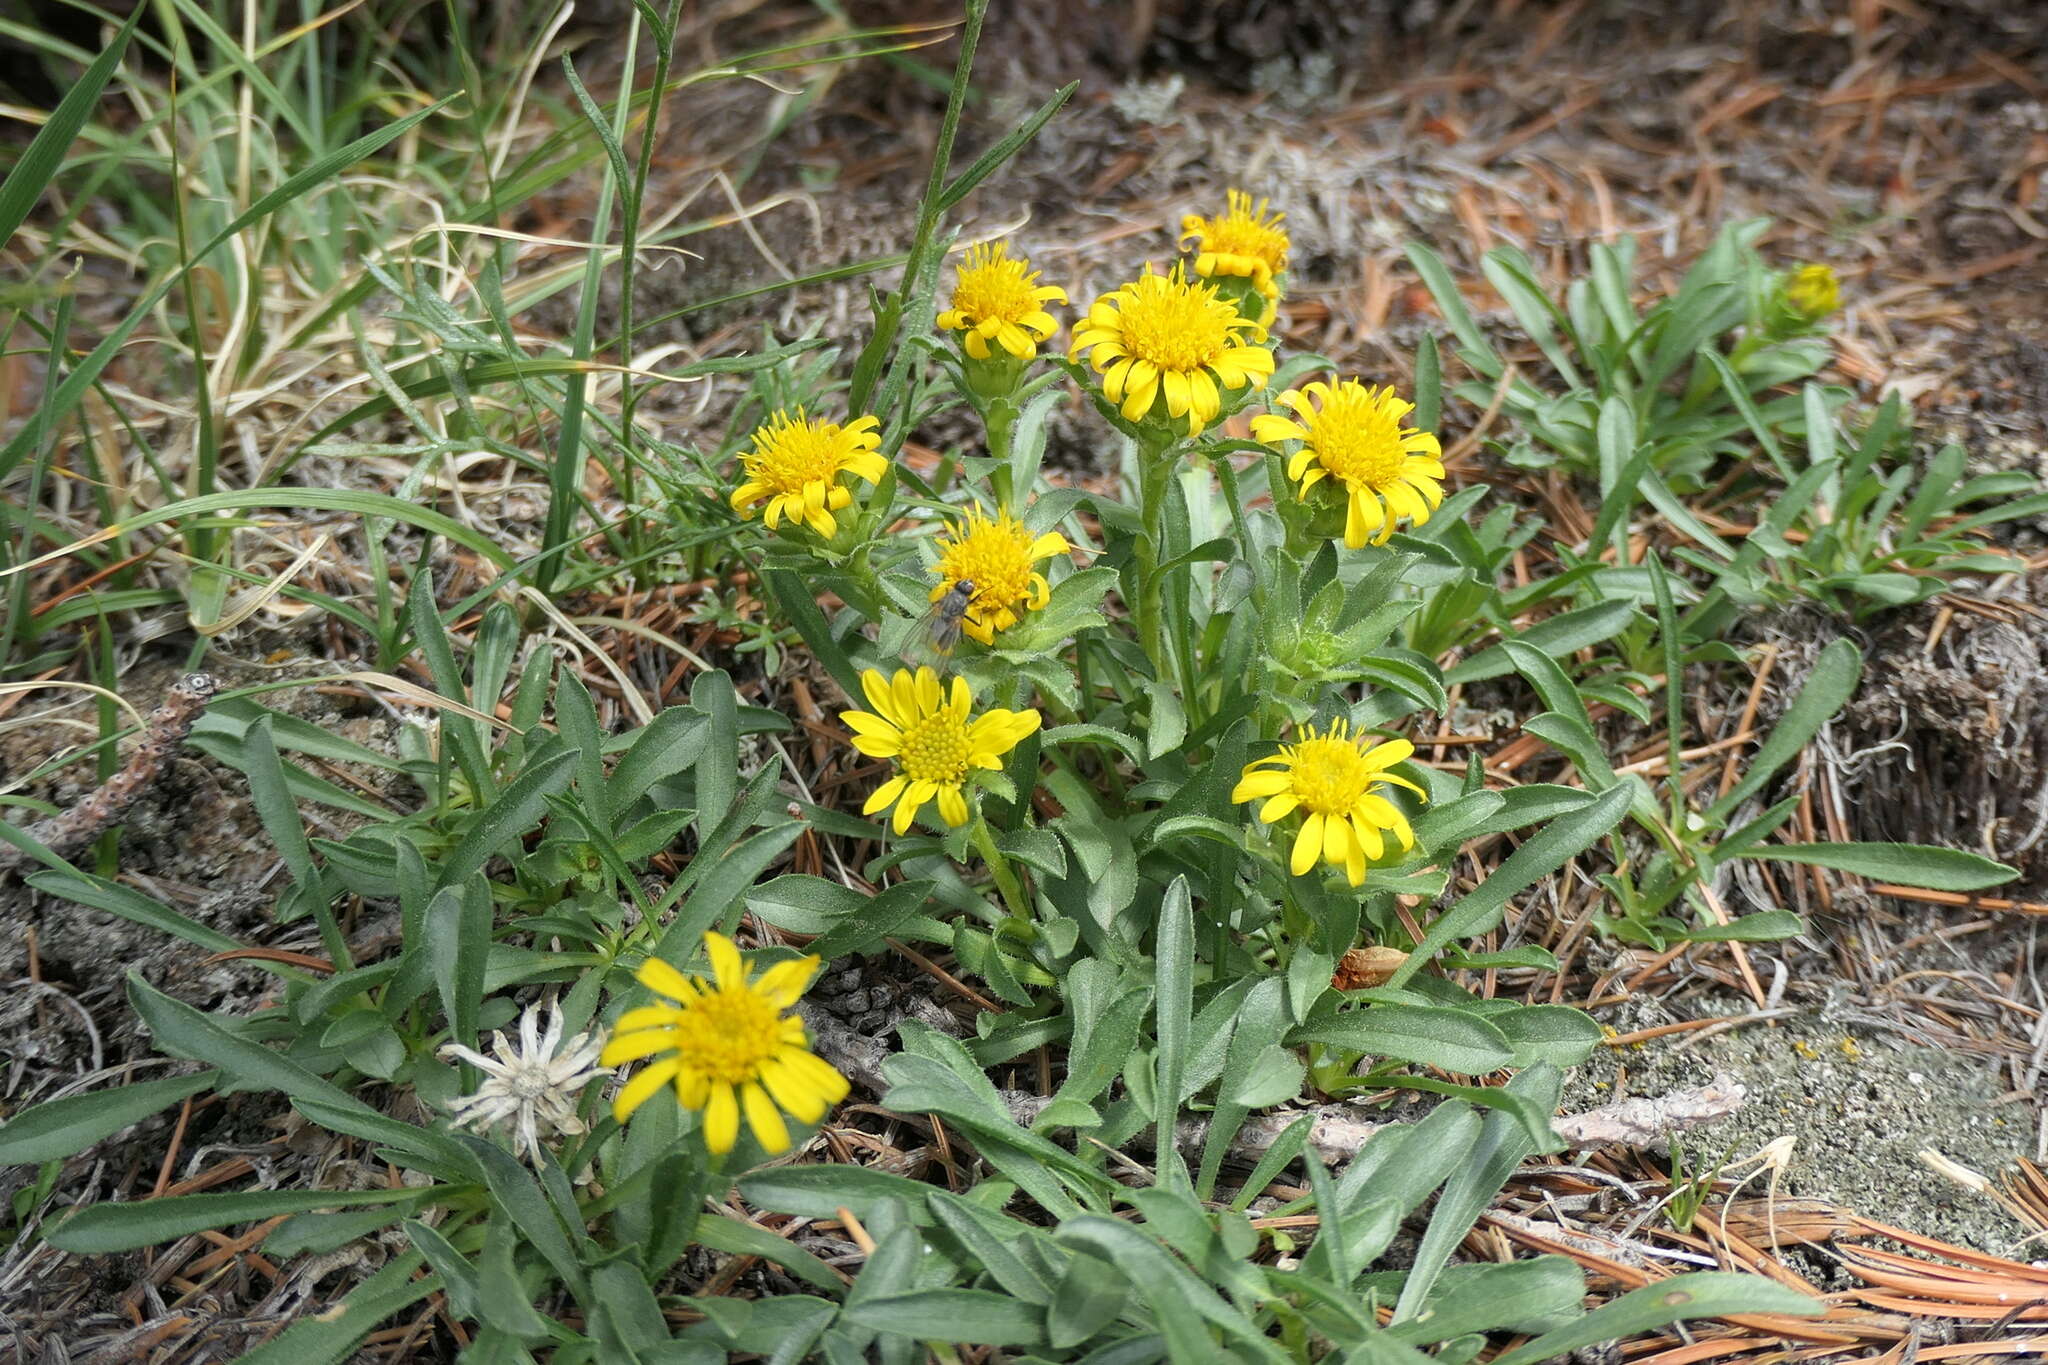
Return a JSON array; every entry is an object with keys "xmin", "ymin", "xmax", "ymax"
[{"xmin": 1569, "ymin": 1005, "xmax": 2036, "ymax": 1256}]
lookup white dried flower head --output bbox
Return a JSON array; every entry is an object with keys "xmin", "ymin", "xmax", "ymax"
[{"xmin": 439, "ymin": 996, "xmax": 609, "ymax": 1165}]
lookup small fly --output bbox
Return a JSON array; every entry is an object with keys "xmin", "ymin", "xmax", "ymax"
[{"xmin": 916, "ymin": 578, "xmax": 977, "ymax": 660}]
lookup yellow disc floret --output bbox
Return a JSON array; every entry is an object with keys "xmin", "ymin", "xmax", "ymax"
[
  {"xmin": 1231, "ymin": 721, "xmax": 1425, "ymax": 887},
  {"xmin": 839, "ymin": 667, "xmax": 1042, "ymax": 834},
  {"xmin": 936, "ymin": 241, "xmax": 1067, "ymax": 360},
  {"xmin": 930, "ymin": 509, "xmax": 1070, "ymax": 645},
  {"xmin": 730, "ymin": 408, "xmax": 888, "ymax": 539},
  {"xmin": 601, "ymin": 932, "xmax": 849, "ymax": 1155},
  {"xmin": 1069, "ymin": 262, "xmax": 1275, "ymax": 437},
  {"xmin": 1251, "ymin": 380, "xmax": 1445, "ymax": 548},
  {"xmin": 1180, "ymin": 189, "xmax": 1290, "ymax": 303}
]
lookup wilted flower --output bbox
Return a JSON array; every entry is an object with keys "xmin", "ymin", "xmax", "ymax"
[
  {"xmin": 1232, "ymin": 721, "xmax": 1426, "ymax": 886},
  {"xmin": 840, "ymin": 666, "xmax": 1042, "ymax": 833},
  {"xmin": 1069, "ymin": 262, "xmax": 1274, "ymax": 437},
  {"xmin": 602, "ymin": 933, "xmax": 848, "ymax": 1156},
  {"xmin": 1252, "ymin": 380, "xmax": 1445, "ymax": 548},
  {"xmin": 730, "ymin": 407, "xmax": 887, "ymax": 539},
  {"xmin": 929, "ymin": 509, "xmax": 1070, "ymax": 646},
  {"xmin": 440, "ymin": 997, "xmax": 609, "ymax": 1165}
]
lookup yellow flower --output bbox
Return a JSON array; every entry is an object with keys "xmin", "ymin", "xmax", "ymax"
[
  {"xmin": 1251, "ymin": 380, "xmax": 1445, "ymax": 548},
  {"xmin": 930, "ymin": 509, "xmax": 1070, "ymax": 646},
  {"xmin": 1782, "ymin": 264, "xmax": 1840, "ymax": 322},
  {"xmin": 601, "ymin": 933, "xmax": 849, "ymax": 1156},
  {"xmin": 1232, "ymin": 721, "xmax": 1426, "ymax": 887},
  {"xmin": 936, "ymin": 241, "xmax": 1067, "ymax": 360},
  {"xmin": 730, "ymin": 408, "xmax": 887, "ymax": 539},
  {"xmin": 840, "ymin": 667, "xmax": 1041, "ymax": 834},
  {"xmin": 1069, "ymin": 262, "xmax": 1275, "ymax": 437},
  {"xmin": 1180, "ymin": 189, "xmax": 1290, "ymax": 303}
]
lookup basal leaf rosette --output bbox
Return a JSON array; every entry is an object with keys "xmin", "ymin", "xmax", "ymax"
[
  {"xmin": 1069, "ymin": 261, "xmax": 1274, "ymax": 439},
  {"xmin": 1233, "ymin": 722, "xmax": 1426, "ymax": 887},
  {"xmin": 841, "ymin": 667, "xmax": 1042, "ymax": 834},
  {"xmin": 930, "ymin": 508, "xmax": 1071, "ymax": 646},
  {"xmin": 1252, "ymin": 380, "xmax": 1444, "ymax": 548},
  {"xmin": 602, "ymin": 932, "xmax": 849, "ymax": 1156},
  {"xmin": 730, "ymin": 407, "xmax": 887, "ymax": 540}
]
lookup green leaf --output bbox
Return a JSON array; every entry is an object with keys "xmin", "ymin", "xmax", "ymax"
[
  {"xmin": 1288, "ymin": 1005, "xmax": 1514, "ymax": 1076},
  {"xmin": 26, "ymin": 867, "xmax": 244, "ymax": 956},
  {"xmin": 0, "ymin": 1070, "xmax": 216, "ymax": 1165},
  {"xmin": 841, "ymin": 1288, "xmax": 1048, "ymax": 1347},
  {"xmin": 809, "ymin": 878, "xmax": 938, "ymax": 959},
  {"xmin": 1707, "ymin": 639, "xmax": 1860, "ymax": 822},
  {"xmin": 1388, "ymin": 783, "xmax": 1635, "ymax": 988},
  {"xmin": 428, "ymin": 882, "xmax": 492, "ymax": 1053},
  {"xmin": 1488, "ymin": 1273, "xmax": 1820, "ymax": 1365},
  {"xmin": 0, "ymin": 10, "xmax": 142, "ymax": 249},
  {"xmin": 1747, "ymin": 842, "xmax": 2015, "ymax": 892},
  {"xmin": 693, "ymin": 1213, "xmax": 845, "ymax": 1293},
  {"xmin": 1677, "ymin": 909, "xmax": 1805, "ymax": 942},
  {"xmin": 231, "ymin": 1254, "xmax": 440, "ymax": 1365},
  {"xmin": 1386, "ymin": 1258, "xmax": 1585, "ymax": 1343},
  {"xmin": 434, "ymin": 748, "xmax": 576, "ymax": 889},
  {"xmin": 1490, "ymin": 1005, "xmax": 1605, "ymax": 1068},
  {"xmin": 1446, "ymin": 600, "xmax": 1640, "ymax": 686},
  {"xmin": 48, "ymin": 1186, "xmax": 429, "ymax": 1254}
]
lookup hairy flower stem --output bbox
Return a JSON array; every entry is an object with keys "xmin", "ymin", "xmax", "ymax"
[
  {"xmin": 970, "ymin": 815, "xmax": 1032, "ymax": 926},
  {"xmin": 984, "ymin": 395, "xmax": 1017, "ymax": 508},
  {"xmin": 1132, "ymin": 431, "xmax": 1181, "ymax": 685}
]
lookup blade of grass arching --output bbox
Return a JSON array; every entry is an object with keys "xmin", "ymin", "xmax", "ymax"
[
  {"xmin": 0, "ymin": 7, "xmax": 141, "ymax": 249},
  {"xmin": 807, "ymin": 0, "xmax": 957, "ymax": 94},
  {"xmin": 0, "ymin": 488, "xmax": 520, "ymax": 586},
  {"xmin": 89, "ymin": 614, "xmax": 118, "ymax": 876},
  {"xmin": 847, "ymin": 0, "xmax": 987, "ymax": 418},
  {"xmin": 164, "ymin": 72, "xmax": 221, "ymax": 571},
  {"xmin": 1646, "ymin": 552, "xmax": 1686, "ymax": 827},
  {"xmin": 540, "ymin": 46, "xmax": 639, "ymax": 598},
  {"xmin": 0, "ymin": 97, "xmax": 452, "ymax": 485},
  {"xmin": 1, "ymin": 277, "xmax": 75, "ymax": 673},
  {"xmin": 616, "ymin": 1, "xmax": 684, "ymax": 579}
]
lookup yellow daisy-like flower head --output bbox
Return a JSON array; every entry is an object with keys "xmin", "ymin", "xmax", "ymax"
[
  {"xmin": 1231, "ymin": 722, "xmax": 1426, "ymax": 887},
  {"xmin": 1068, "ymin": 262, "xmax": 1275, "ymax": 438},
  {"xmin": 936, "ymin": 241, "xmax": 1067, "ymax": 361},
  {"xmin": 840, "ymin": 667, "xmax": 1042, "ymax": 835},
  {"xmin": 930, "ymin": 509, "xmax": 1071, "ymax": 646},
  {"xmin": 1251, "ymin": 380, "xmax": 1445, "ymax": 548},
  {"xmin": 600, "ymin": 932, "xmax": 849, "ymax": 1156},
  {"xmin": 1180, "ymin": 189, "xmax": 1290, "ymax": 304},
  {"xmin": 730, "ymin": 407, "xmax": 888, "ymax": 539},
  {"xmin": 1781, "ymin": 263, "xmax": 1840, "ymax": 323}
]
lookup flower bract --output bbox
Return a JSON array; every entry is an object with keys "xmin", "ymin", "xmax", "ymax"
[
  {"xmin": 840, "ymin": 667, "xmax": 1041, "ymax": 834},
  {"xmin": 440, "ymin": 997, "xmax": 609, "ymax": 1165},
  {"xmin": 929, "ymin": 509, "xmax": 1070, "ymax": 646},
  {"xmin": 1069, "ymin": 262, "xmax": 1274, "ymax": 437},
  {"xmin": 1180, "ymin": 189, "xmax": 1290, "ymax": 305},
  {"xmin": 1232, "ymin": 721, "xmax": 1425, "ymax": 886},
  {"xmin": 936, "ymin": 241, "xmax": 1067, "ymax": 360},
  {"xmin": 601, "ymin": 932, "xmax": 848, "ymax": 1156},
  {"xmin": 730, "ymin": 408, "xmax": 887, "ymax": 539},
  {"xmin": 1251, "ymin": 380, "xmax": 1445, "ymax": 547}
]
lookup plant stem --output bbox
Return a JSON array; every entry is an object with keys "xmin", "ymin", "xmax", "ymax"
[{"xmin": 970, "ymin": 814, "xmax": 1031, "ymax": 925}]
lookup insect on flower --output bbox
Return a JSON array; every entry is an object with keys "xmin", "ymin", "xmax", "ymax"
[{"xmin": 917, "ymin": 577, "xmax": 978, "ymax": 658}]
